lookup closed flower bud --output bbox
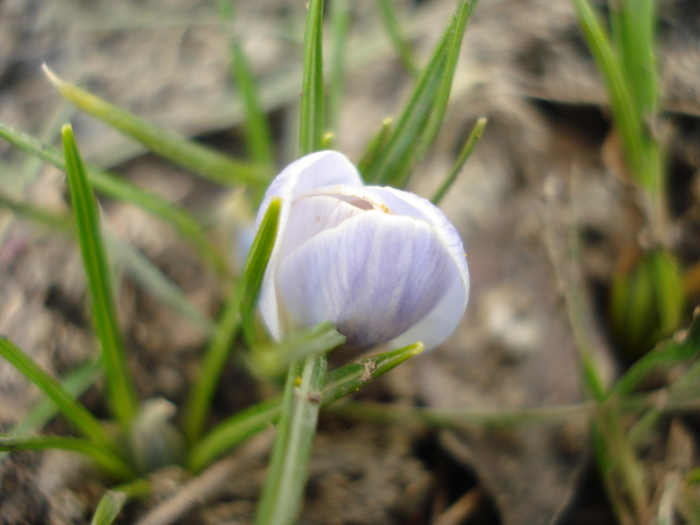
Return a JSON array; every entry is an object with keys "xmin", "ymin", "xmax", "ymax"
[{"xmin": 256, "ymin": 151, "xmax": 469, "ymax": 350}]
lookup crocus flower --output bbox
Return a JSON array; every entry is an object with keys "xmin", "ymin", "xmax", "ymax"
[{"xmin": 256, "ymin": 151, "xmax": 469, "ymax": 350}]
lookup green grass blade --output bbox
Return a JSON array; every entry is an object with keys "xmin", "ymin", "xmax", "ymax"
[
  {"xmin": 375, "ymin": 0, "xmax": 419, "ymax": 78},
  {"xmin": 0, "ymin": 122, "xmax": 227, "ymax": 274},
  {"xmin": 0, "ymin": 337, "xmax": 116, "ymax": 449},
  {"xmin": 612, "ymin": 311, "xmax": 700, "ymax": 397},
  {"xmin": 327, "ymin": 0, "xmax": 351, "ymax": 132},
  {"xmin": 231, "ymin": 41, "xmax": 275, "ymax": 168},
  {"xmin": 250, "ymin": 321, "xmax": 346, "ymax": 377},
  {"xmin": 0, "ymin": 360, "xmax": 102, "ymax": 465},
  {"xmin": 409, "ymin": 0, "xmax": 479, "ymax": 187},
  {"xmin": 43, "ymin": 66, "xmax": 269, "ymax": 187},
  {"xmin": 189, "ymin": 343, "xmax": 422, "ymax": 472},
  {"xmin": 182, "ymin": 279, "xmax": 245, "ymax": 446},
  {"xmin": 91, "ymin": 479, "xmax": 151, "ymax": 525},
  {"xmin": 62, "ymin": 125, "xmax": 138, "ymax": 428},
  {"xmin": 240, "ymin": 198, "xmax": 281, "ymax": 344},
  {"xmin": 299, "ymin": 0, "xmax": 325, "ymax": 155},
  {"xmin": 363, "ymin": 8, "xmax": 456, "ymax": 185},
  {"xmin": 571, "ymin": 0, "xmax": 647, "ymax": 191},
  {"xmin": 431, "ymin": 116, "xmax": 487, "ymax": 204},
  {"xmin": 187, "ymin": 397, "xmax": 281, "ymax": 473},
  {"xmin": 0, "ymin": 435, "xmax": 133, "ymax": 480},
  {"xmin": 91, "ymin": 491, "xmax": 128, "ymax": 525},
  {"xmin": 322, "ymin": 342, "xmax": 423, "ymax": 403},
  {"xmin": 255, "ymin": 353, "xmax": 327, "ymax": 525},
  {"xmin": 11, "ymin": 360, "xmax": 102, "ymax": 436}
]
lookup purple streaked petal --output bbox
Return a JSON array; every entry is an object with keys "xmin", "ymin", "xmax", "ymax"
[
  {"xmin": 257, "ymin": 151, "xmax": 362, "ymax": 339},
  {"xmin": 275, "ymin": 211, "xmax": 462, "ymax": 348}
]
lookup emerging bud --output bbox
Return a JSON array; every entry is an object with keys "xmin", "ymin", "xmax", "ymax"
[{"xmin": 256, "ymin": 151, "xmax": 469, "ymax": 350}]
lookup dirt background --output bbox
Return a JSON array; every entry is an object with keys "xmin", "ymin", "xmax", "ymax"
[{"xmin": 0, "ymin": 0, "xmax": 699, "ymax": 523}]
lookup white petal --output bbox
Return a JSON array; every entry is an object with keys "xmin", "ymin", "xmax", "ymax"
[
  {"xmin": 277, "ymin": 195, "xmax": 365, "ymax": 264},
  {"xmin": 257, "ymin": 151, "xmax": 363, "ymax": 340},
  {"xmin": 275, "ymin": 211, "xmax": 462, "ymax": 347}
]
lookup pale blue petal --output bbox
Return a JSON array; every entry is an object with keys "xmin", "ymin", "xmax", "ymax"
[
  {"xmin": 257, "ymin": 151, "xmax": 363, "ymax": 339},
  {"xmin": 275, "ymin": 211, "xmax": 462, "ymax": 347}
]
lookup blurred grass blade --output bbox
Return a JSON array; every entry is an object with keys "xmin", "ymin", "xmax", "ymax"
[
  {"xmin": 91, "ymin": 491, "xmax": 127, "ymax": 525},
  {"xmin": 189, "ymin": 342, "xmax": 423, "ymax": 472},
  {"xmin": 0, "ymin": 122, "xmax": 226, "ymax": 274},
  {"xmin": 0, "ymin": 193, "xmax": 73, "ymax": 230},
  {"xmin": 327, "ymin": 0, "xmax": 351, "ymax": 131},
  {"xmin": 250, "ymin": 321, "xmax": 346, "ymax": 377},
  {"xmin": 431, "ymin": 116, "xmax": 487, "ymax": 204},
  {"xmin": 255, "ymin": 353, "xmax": 327, "ymax": 525},
  {"xmin": 0, "ymin": 337, "xmax": 116, "ymax": 450},
  {"xmin": 0, "ymin": 360, "xmax": 101, "ymax": 465},
  {"xmin": 182, "ymin": 279, "xmax": 245, "ymax": 446},
  {"xmin": 43, "ymin": 66, "xmax": 269, "ymax": 187},
  {"xmin": 376, "ymin": 0, "xmax": 419, "ymax": 78},
  {"xmin": 187, "ymin": 397, "xmax": 280, "ymax": 473},
  {"xmin": 62, "ymin": 125, "xmax": 138, "ymax": 428},
  {"xmin": 610, "ymin": 0, "xmax": 657, "ymax": 115},
  {"xmin": 107, "ymin": 235, "xmax": 216, "ymax": 335},
  {"xmin": 612, "ymin": 309, "xmax": 700, "ymax": 397},
  {"xmin": 299, "ymin": 0, "xmax": 325, "ymax": 155},
  {"xmin": 240, "ymin": 198, "xmax": 281, "ymax": 344},
  {"xmin": 91, "ymin": 479, "xmax": 151, "ymax": 525},
  {"xmin": 11, "ymin": 360, "xmax": 101, "ymax": 436},
  {"xmin": 231, "ymin": 40, "xmax": 275, "ymax": 168},
  {"xmin": 571, "ymin": 0, "xmax": 646, "ymax": 191},
  {"xmin": 0, "ymin": 435, "xmax": 134, "ymax": 480}
]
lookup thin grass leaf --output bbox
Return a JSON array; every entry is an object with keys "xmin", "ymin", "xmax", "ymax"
[
  {"xmin": 363, "ymin": 2, "xmax": 461, "ymax": 185},
  {"xmin": 322, "ymin": 342, "xmax": 423, "ymax": 403},
  {"xmin": 182, "ymin": 279, "xmax": 245, "ymax": 446},
  {"xmin": 0, "ymin": 193, "xmax": 73, "ymax": 230},
  {"xmin": 612, "ymin": 310, "xmax": 700, "ymax": 397},
  {"xmin": 409, "ymin": 0, "xmax": 479, "ymax": 186},
  {"xmin": 91, "ymin": 479, "xmax": 151, "ymax": 525},
  {"xmin": 240, "ymin": 198, "xmax": 281, "ymax": 344},
  {"xmin": 0, "ymin": 122, "xmax": 227, "ymax": 274},
  {"xmin": 375, "ymin": 0, "xmax": 419, "ymax": 78},
  {"xmin": 327, "ymin": 0, "xmax": 351, "ymax": 131},
  {"xmin": 254, "ymin": 353, "xmax": 327, "ymax": 525},
  {"xmin": 0, "ymin": 337, "xmax": 117, "ymax": 448},
  {"xmin": 62, "ymin": 125, "xmax": 138, "ymax": 428},
  {"xmin": 188, "ymin": 343, "xmax": 422, "ymax": 472},
  {"xmin": 0, "ymin": 360, "xmax": 102, "ymax": 466},
  {"xmin": 0, "ymin": 434, "xmax": 134, "ymax": 480},
  {"xmin": 187, "ymin": 397, "xmax": 280, "ymax": 473},
  {"xmin": 571, "ymin": 0, "xmax": 647, "ymax": 191},
  {"xmin": 250, "ymin": 321, "xmax": 345, "ymax": 377},
  {"xmin": 11, "ymin": 360, "xmax": 101, "ymax": 436},
  {"xmin": 592, "ymin": 403, "xmax": 650, "ymax": 524},
  {"xmin": 611, "ymin": 0, "xmax": 657, "ymax": 115},
  {"xmin": 299, "ymin": 0, "xmax": 325, "ymax": 155},
  {"xmin": 431, "ymin": 116, "xmax": 487, "ymax": 204},
  {"xmin": 230, "ymin": 41, "xmax": 275, "ymax": 168},
  {"xmin": 107, "ymin": 235, "xmax": 216, "ymax": 335},
  {"xmin": 44, "ymin": 66, "xmax": 269, "ymax": 187}
]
